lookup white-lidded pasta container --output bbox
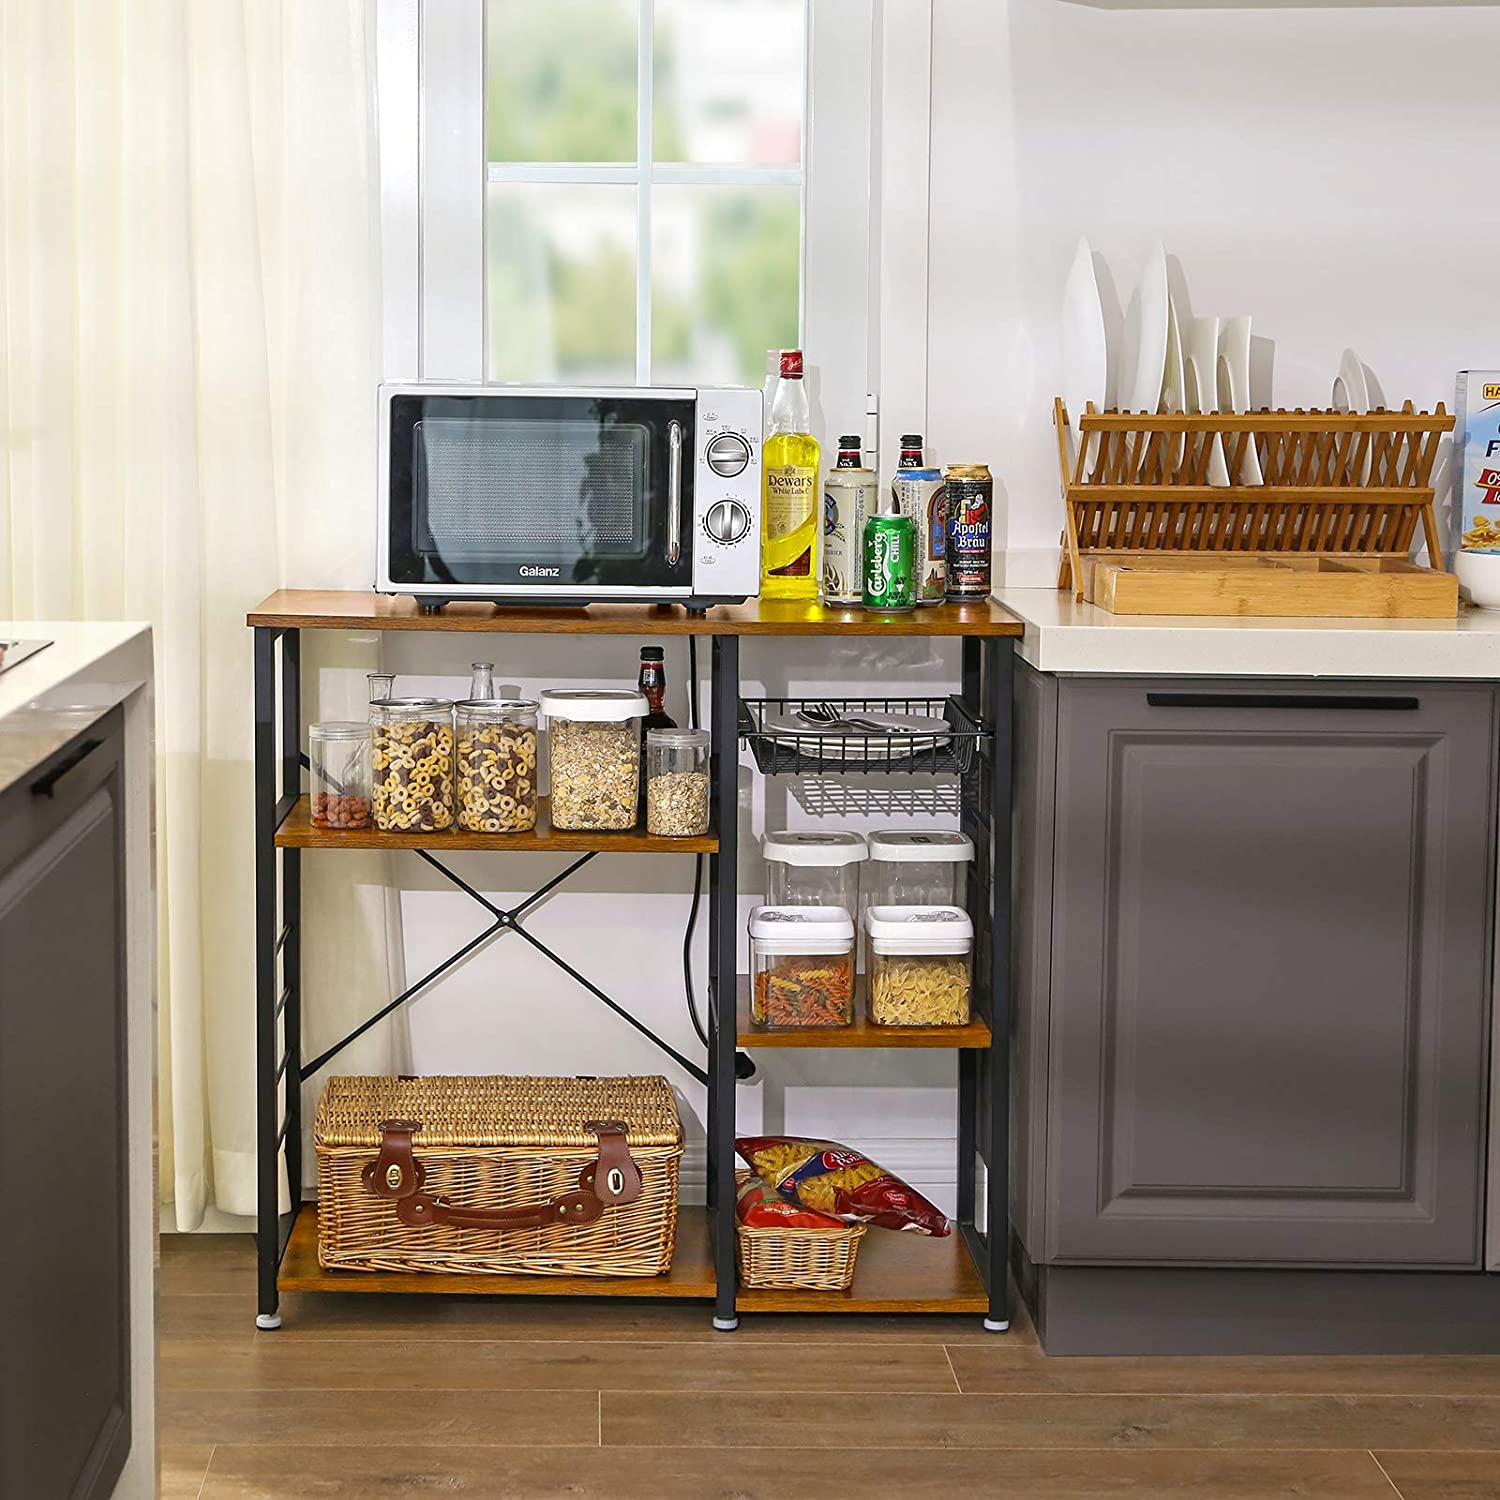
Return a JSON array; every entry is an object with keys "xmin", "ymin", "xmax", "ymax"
[
  {"xmin": 862, "ymin": 830, "xmax": 974, "ymax": 963},
  {"xmin": 748, "ymin": 906, "xmax": 856, "ymax": 1030},
  {"xmin": 539, "ymin": 689, "xmax": 647, "ymax": 831},
  {"xmin": 865, "ymin": 905, "xmax": 973, "ymax": 1026},
  {"xmin": 761, "ymin": 830, "xmax": 867, "ymax": 912}
]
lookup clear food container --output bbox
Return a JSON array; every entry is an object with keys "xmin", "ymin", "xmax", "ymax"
[
  {"xmin": 865, "ymin": 906, "xmax": 974, "ymax": 1027},
  {"xmin": 369, "ymin": 697, "xmax": 455, "ymax": 832},
  {"xmin": 749, "ymin": 906, "xmax": 856, "ymax": 1030},
  {"xmin": 540, "ymin": 689, "xmax": 647, "ymax": 831},
  {"xmin": 862, "ymin": 829, "xmax": 974, "ymax": 949},
  {"xmin": 761, "ymin": 830, "xmax": 867, "ymax": 911},
  {"xmin": 309, "ymin": 722, "xmax": 372, "ymax": 831},
  {"xmin": 646, "ymin": 726, "xmax": 711, "ymax": 837},
  {"xmin": 456, "ymin": 699, "xmax": 538, "ymax": 833}
]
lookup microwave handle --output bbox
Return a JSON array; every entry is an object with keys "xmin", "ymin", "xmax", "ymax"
[{"xmin": 667, "ymin": 420, "xmax": 683, "ymax": 566}]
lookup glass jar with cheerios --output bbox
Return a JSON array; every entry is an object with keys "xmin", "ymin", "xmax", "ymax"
[
  {"xmin": 369, "ymin": 697, "xmax": 455, "ymax": 832},
  {"xmin": 456, "ymin": 699, "xmax": 538, "ymax": 833}
]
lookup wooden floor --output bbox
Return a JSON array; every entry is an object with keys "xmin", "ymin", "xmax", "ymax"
[{"xmin": 161, "ymin": 1235, "xmax": 1500, "ymax": 1499}]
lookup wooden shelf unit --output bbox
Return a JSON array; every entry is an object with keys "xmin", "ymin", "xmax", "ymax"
[
  {"xmin": 275, "ymin": 793, "xmax": 718, "ymax": 854},
  {"xmin": 249, "ymin": 591, "xmax": 1018, "ymax": 1332},
  {"xmin": 735, "ymin": 978, "xmax": 992, "ymax": 1049}
]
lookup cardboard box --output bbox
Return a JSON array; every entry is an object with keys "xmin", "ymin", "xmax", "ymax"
[{"xmin": 1456, "ymin": 371, "xmax": 1500, "ymax": 553}]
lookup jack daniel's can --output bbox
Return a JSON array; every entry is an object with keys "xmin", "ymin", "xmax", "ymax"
[{"xmin": 943, "ymin": 464, "xmax": 993, "ymax": 602}]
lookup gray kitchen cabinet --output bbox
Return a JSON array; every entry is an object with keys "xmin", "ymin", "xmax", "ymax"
[
  {"xmin": 0, "ymin": 713, "xmax": 130, "ymax": 1500},
  {"xmin": 1017, "ymin": 668, "xmax": 1494, "ymax": 1270}
]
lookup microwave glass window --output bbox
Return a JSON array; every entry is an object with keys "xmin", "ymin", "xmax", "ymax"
[
  {"xmin": 387, "ymin": 393, "xmax": 694, "ymax": 590},
  {"xmin": 416, "ymin": 418, "xmax": 650, "ymax": 563}
]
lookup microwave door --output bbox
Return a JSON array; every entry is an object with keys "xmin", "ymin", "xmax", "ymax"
[{"xmin": 387, "ymin": 392, "xmax": 695, "ymax": 596}]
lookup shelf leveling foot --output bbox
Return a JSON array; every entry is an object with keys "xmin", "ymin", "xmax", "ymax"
[
  {"xmin": 983, "ymin": 1317, "xmax": 1009, "ymax": 1333},
  {"xmin": 256, "ymin": 1313, "xmax": 283, "ymax": 1331},
  {"xmin": 713, "ymin": 1314, "xmax": 739, "ymax": 1332}
]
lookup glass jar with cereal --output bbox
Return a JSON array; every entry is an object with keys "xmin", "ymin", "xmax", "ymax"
[
  {"xmin": 646, "ymin": 727, "xmax": 710, "ymax": 837},
  {"xmin": 539, "ymin": 690, "xmax": 647, "ymax": 831},
  {"xmin": 456, "ymin": 699, "xmax": 538, "ymax": 833},
  {"xmin": 369, "ymin": 697, "xmax": 455, "ymax": 832}
]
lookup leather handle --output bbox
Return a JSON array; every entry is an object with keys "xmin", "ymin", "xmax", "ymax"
[{"xmin": 361, "ymin": 1117, "xmax": 642, "ymax": 1232}]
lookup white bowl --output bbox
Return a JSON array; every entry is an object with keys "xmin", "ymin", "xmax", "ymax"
[{"xmin": 1455, "ymin": 551, "xmax": 1500, "ymax": 610}]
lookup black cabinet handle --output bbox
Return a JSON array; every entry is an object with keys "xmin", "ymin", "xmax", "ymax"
[
  {"xmin": 29, "ymin": 737, "xmax": 104, "ymax": 798},
  {"xmin": 1145, "ymin": 693, "xmax": 1419, "ymax": 712}
]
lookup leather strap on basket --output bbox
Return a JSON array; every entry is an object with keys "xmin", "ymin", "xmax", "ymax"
[{"xmin": 360, "ymin": 1117, "xmax": 642, "ymax": 1232}]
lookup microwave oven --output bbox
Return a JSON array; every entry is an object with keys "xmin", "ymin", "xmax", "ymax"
[{"xmin": 377, "ymin": 383, "xmax": 763, "ymax": 610}]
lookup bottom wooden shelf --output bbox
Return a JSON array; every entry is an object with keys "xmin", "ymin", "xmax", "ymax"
[{"xmin": 278, "ymin": 1202, "xmax": 988, "ymax": 1314}]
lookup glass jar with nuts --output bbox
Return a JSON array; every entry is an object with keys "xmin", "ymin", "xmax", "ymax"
[
  {"xmin": 646, "ymin": 727, "xmax": 710, "ymax": 837},
  {"xmin": 369, "ymin": 697, "xmax": 455, "ymax": 832},
  {"xmin": 309, "ymin": 722, "xmax": 372, "ymax": 831},
  {"xmin": 539, "ymin": 689, "xmax": 647, "ymax": 831},
  {"xmin": 456, "ymin": 699, "xmax": 538, "ymax": 833}
]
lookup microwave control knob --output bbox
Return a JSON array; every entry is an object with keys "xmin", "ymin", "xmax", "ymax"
[
  {"xmin": 705, "ymin": 499, "xmax": 752, "ymax": 545},
  {"xmin": 706, "ymin": 431, "xmax": 751, "ymax": 478}
]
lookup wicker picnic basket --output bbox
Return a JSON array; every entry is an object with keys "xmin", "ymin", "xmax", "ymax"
[
  {"xmin": 734, "ymin": 1171, "xmax": 866, "ymax": 1291},
  {"xmin": 314, "ymin": 1075, "xmax": 682, "ymax": 1277}
]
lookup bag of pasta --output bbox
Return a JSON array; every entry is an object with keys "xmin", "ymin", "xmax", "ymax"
[
  {"xmin": 736, "ymin": 1136, "xmax": 951, "ymax": 1236},
  {"xmin": 735, "ymin": 1172, "xmax": 846, "ymax": 1230}
]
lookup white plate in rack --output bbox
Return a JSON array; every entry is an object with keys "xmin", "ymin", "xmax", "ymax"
[
  {"xmin": 762, "ymin": 711, "xmax": 951, "ymax": 764},
  {"xmin": 1061, "ymin": 236, "xmax": 1111, "ymax": 479}
]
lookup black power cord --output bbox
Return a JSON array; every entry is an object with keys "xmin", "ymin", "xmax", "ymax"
[{"xmin": 682, "ymin": 634, "xmax": 755, "ymax": 1081}]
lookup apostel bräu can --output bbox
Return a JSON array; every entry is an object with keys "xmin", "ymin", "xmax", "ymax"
[
  {"xmin": 822, "ymin": 467, "xmax": 878, "ymax": 607},
  {"xmin": 862, "ymin": 510, "xmax": 917, "ymax": 612},
  {"xmin": 943, "ymin": 464, "xmax": 993, "ymax": 602},
  {"xmin": 891, "ymin": 470, "xmax": 947, "ymax": 605}
]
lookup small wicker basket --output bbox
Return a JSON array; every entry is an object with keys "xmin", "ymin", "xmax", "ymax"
[{"xmin": 734, "ymin": 1172, "xmax": 866, "ymax": 1292}]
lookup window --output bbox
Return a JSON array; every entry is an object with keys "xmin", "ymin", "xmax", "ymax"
[
  {"xmin": 379, "ymin": 0, "xmax": 873, "ymax": 442},
  {"xmin": 485, "ymin": 0, "xmax": 805, "ymax": 388}
]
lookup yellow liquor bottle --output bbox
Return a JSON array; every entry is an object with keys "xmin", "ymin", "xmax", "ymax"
[{"xmin": 760, "ymin": 350, "xmax": 821, "ymax": 599}]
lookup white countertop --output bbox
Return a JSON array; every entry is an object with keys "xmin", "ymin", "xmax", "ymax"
[
  {"xmin": 995, "ymin": 589, "xmax": 1500, "ymax": 679},
  {"xmin": 0, "ymin": 621, "xmax": 152, "ymax": 791}
]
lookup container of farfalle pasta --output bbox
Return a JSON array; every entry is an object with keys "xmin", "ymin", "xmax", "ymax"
[{"xmin": 865, "ymin": 906, "xmax": 972, "ymax": 1026}]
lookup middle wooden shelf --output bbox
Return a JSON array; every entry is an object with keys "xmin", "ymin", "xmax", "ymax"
[
  {"xmin": 734, "ymin": 977, "xmax": 992, "ymax": 1049},
  {"xmin": 274, "ymin": 793, "xmax": 718, "ymax": 854}
]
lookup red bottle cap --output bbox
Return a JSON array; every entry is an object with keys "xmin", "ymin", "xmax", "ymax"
[{"xmin": 779, "ymin": 350, "xmax": 804, "ymax": 379}]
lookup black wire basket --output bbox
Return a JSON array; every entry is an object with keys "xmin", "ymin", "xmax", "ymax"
[{"xmin": 737, "ymin": 695, "xmax": 988, "ymax": 779}]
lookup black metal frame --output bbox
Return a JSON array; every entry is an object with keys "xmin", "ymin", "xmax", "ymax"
[{"xmin": 252, "ymin": 620, "xmax": 1013, "ymax": 1334}]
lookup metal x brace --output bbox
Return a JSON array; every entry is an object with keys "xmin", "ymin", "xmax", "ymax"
[{"xmin": 300, "ymin": 849, "xmax": 709, "ymax": 1085}]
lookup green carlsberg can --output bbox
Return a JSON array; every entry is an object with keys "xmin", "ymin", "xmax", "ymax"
[{"xmin": 862, "ymin": 508, "xmax": 916, "ymax": 612}]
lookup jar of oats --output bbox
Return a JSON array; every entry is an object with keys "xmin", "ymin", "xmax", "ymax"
[
  {"xmin": 456, "ymin": 699, "xmax": 538, "ymax": 833},
  {"xmin": 539, "ymin": 690, "xmax": 646, "ymax": 831},
  {"xmin": 369, "ymin": 697, "xmax": 455, "ymax": 832},
  {"xmin": 646, "ymin": 727, "xmax": 710, "ymax": 837}
]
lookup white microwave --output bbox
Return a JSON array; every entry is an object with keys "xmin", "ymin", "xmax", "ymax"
[{"xmin": 376, "ymin": 383, "xmax": 763, "ymax": 611}]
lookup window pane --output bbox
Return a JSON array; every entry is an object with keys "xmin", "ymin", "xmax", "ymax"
[
  {"xmin": 653, "ymin": 0, "xmax": 803, "ymax": 165},
  {"xmin": 651, "ymin": 185, "xmax": 800, "ymax": 387},
  {"xmin": 486, "ymin": 0, "xmax": 638, "ymax": 163},
  {"xmin": 487, "ymin": 184, "xmax": 636, "ymax": 383}
]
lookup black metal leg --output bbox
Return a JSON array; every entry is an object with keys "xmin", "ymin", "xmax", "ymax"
[
  {"xmin": 253, "ymin": 626, "xmax": 282, "ymax": 1329},
  {"xmin": 710, "ymin": 634, "xmax": 739, "ymax": 1330},
  {"xmin": 983, "ymin": 637, "xmax": 1015, "ymax": 1332},
  {"xmin": 281, "ymin": 634, "xmax": 303, "ymax": 1242}
]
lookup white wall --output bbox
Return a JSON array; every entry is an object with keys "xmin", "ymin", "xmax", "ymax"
[{"xmin": 925, "ymin": 0, "xmax": 1500, "ymax": 562}]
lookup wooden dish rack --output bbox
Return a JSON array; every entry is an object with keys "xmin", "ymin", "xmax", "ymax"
[{"xmin": 1053, "ymin": 399, "xmax": 1457, "ymax": 618}]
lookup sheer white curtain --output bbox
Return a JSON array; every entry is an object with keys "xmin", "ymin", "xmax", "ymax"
[{"xmin": 1, "ymin": 0, "xmax": 405, "ymax": 1225}]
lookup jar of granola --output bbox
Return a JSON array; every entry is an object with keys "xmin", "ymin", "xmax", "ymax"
[
  {"xmin": 456, "ymin": 699, "xmax": 538, "ymax": 832},
  {"xmin": 539, "ymin": 690, "xmax": 647, "ymax": 831},
  {"xmin": 369, "ymin": 697, "xmax": 455, "ymax": 832}
]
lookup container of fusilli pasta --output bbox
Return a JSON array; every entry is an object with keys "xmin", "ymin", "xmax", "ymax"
[
  {"xmin": 748, "ymin": 906, "xmax": 855, "ymax": 1030},
  {"xmin": 865, "ymin": 906, "xmax": 973, "ymax": 1026}
]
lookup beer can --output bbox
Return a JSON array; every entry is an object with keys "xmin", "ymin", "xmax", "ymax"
[
  {"xmin": 822, "ymin": 467, "xmax": 878, "ymax": 607},
  {"xmin": 891, "ymin": 469, "xmax": 947, "ymax": 605},
  {"xmin": 943, "ymin": 464, "xmax": 993, "ymax": 602},
  {"xmin": 862, "ymin": 512, "xmax": 917, "ymax": 612}
]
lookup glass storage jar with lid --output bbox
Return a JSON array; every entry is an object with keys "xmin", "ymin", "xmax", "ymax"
[
  {"xmin": 369, "ymin": 697, "xmax": 455, "ymax": 832},
  {"xmin": 456, "ymin": 699, "xmax": 539, "ymax": 832},
  {"xmin": 539, "ymin": 689, "xmax": 648, "ymax": 830},
  {"xmin": 646, "ymin": 726, "xmax": 710, "ymax": 837},
  {"xmin": 748, "ymin": 906, "xmax": 856, "ymax": 1030},
  {"xmin": 308, "ymin": 722, "xmax": 372, "ymax": 830},
  {"xmin": 862, "ymin": 829, "xmax": 974, "ymax": 937},
  {"xmin": 865, "ymin": 906, "xmax": 973, "ymax": 1026},
  {"xmin": 761, "ymin": 830, "xmax": 867, "ymax": 912}
]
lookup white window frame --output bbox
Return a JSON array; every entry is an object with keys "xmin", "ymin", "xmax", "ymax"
[{"xmin": 375, "ymin": 0, "xmax": 887, "ymax": 455}]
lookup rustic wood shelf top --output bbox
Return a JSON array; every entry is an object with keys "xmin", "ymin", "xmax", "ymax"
[
  {"xmin": 279, "ymin": 1202, "xmax": 986, "ymax": 1312},
  {"xmin": 275, "ymin": 793, "xmax": 717, "ymax": 854},
  {"xmin": 248, "ymin": 590, "xmax": 1023, "ymax": 637},
  {"xmin": 735, "ymin": 980, "xmax": 992, "ymax": 1049}
]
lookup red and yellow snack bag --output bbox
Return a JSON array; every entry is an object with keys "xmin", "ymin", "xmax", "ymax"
[
  {"xmin": 736, "ymin": 1136, "xmax": 951, "ymax": 1236},
  {"xmin": 735, "ymin": 1172, "xmax": 846, "ymax": 1229}
]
